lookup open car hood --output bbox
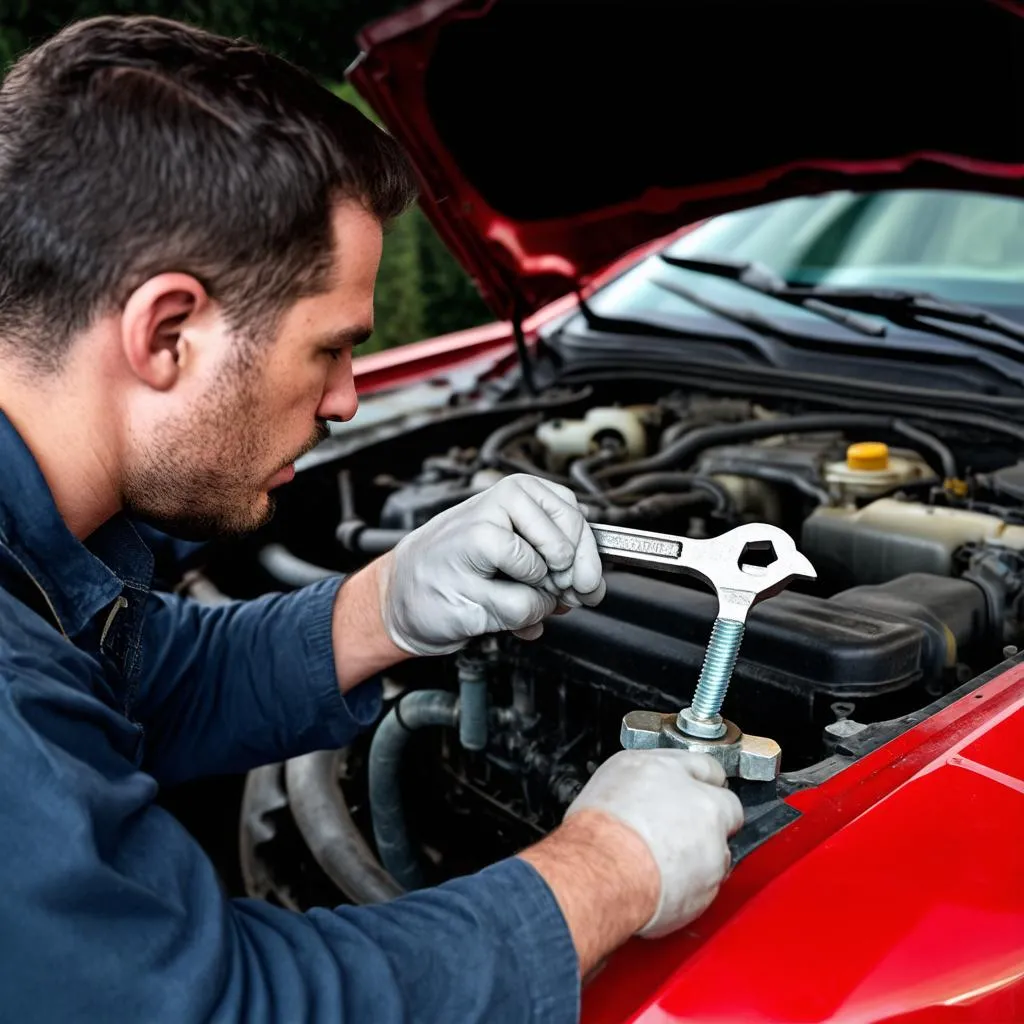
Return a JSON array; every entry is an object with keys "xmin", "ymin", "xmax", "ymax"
[{"xmin": 347, "ymin": 0, "xmax": 1024, "ymax": 321}]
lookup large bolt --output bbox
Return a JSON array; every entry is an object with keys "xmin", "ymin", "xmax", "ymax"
[
  {"xmin": 679, "ymin": 617, "xmax": 745, "ymax": 738},
  {"xmin": 590, "ymin": 522, "xmax": 816, "ymax": 745}
]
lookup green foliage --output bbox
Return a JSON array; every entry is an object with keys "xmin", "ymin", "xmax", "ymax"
[
  {"xmin": 0, "ymin": 0, "xmax": 410, "ymax": 79},
  {"xmin": 369, "ymin": 209, "xmax": 426, "ymax": 355},
  {"xmin": 330, "ymin": 83, "xmax": 492, "ymax": 352},
  {"xmin": 0, "ymin": 2, "xmax": 496, "ymax": 350},
  {"xmin": 368, "ymin": 202, "xmax": 492, "ymax": 353}
]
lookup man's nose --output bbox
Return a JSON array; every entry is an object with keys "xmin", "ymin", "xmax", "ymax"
[{"xmin": 318, "ymin": 354, "xmax": 359, "ymax": 423}]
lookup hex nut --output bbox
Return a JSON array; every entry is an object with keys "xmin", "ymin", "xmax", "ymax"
[{"xmin": 677, "ymin": 705, "xmax": 728, "ymax": 740}]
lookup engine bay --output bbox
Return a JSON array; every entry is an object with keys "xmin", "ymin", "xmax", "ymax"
[{"xmin": 190, "ymin": 381, "xmax": 1024, "ymax": 911}]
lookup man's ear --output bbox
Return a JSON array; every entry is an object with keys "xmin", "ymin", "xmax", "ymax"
[{"xmin": 120, "ymin": 274, "xmax": 210, "ymax": 390}]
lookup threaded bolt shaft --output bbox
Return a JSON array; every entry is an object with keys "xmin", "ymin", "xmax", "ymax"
[{"xmin": 691, "ymin": 618, "xmax": 745, "ymax": 719}]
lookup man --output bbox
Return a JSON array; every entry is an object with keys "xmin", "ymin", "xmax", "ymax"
[{"xmin": 0, "ymin": 15, "xmax": 742, "ymax": 1023}]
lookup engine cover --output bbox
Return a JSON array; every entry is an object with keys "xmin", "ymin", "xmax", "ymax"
[{"xmin": 526, "ymin": 569, "xmax": 988, "ymax": 767}]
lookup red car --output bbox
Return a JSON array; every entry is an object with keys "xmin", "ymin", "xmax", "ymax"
[{"xmin": 198, "ymin": 2, "xmax": 1024, "ymax": 1021}]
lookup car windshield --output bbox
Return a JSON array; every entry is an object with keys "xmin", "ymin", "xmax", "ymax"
[{"xmin": 589, "ymin": 189, "xmax": 1024, "ymax": 325}]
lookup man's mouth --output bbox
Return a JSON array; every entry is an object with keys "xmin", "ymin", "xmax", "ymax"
[
  {"xmin": 267, "ymin": 463, "xmax": 296, "ymax": 489},
  {"xmin": 266, "ymin": 422, "xmax": 329, "ymax": 491},
  {"xmin": 294, "ymin": 421, "xmax": 330, "ymax": 462}
]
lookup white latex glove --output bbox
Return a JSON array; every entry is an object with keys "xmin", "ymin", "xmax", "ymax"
[
  {"xmin": 563, "ymin": 749, "xmax": 744, "ymax": 938},
  {"xmin": 378, "ymin": 473, "xmax": 607, "ymax": 656}
]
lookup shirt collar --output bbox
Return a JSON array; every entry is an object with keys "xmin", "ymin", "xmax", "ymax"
[{"xmin": 0, "ymin": 410, "xmax": 153, "ymax": 638}]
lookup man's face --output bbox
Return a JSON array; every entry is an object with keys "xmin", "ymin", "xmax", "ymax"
[{"xmin": 123, "ymin": 201, "xmax": 380, "ymax": 539}]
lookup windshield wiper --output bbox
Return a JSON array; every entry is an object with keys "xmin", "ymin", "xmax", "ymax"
[
  {"xmin": 662, "ymin": 252, "xmax": 1024, "ymax": 358},
  {"xmin": 780, "ymin": 285, "xmax": 1024, "ymax": 356},
  {"xmin": 586, "ymin": 262, "xmax": 947, "ymax": 358},
  {"xmin": 574, "ymin": 293, "xmax": 773, "ymax": 359},
  {"xmin": 660, "ymin": 254, "xmax": 887, "ymax": 337}
]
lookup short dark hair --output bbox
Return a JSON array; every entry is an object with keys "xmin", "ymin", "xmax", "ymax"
[{"xmin": 0, "ymin": 15, "xmax": 418, "ymax": 370}]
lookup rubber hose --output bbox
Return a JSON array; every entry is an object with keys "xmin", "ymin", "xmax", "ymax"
[
  {"xmin": 699, "ymin": 460, "xmax": 832, "ymax": 505},
  {"xmin": 496, "ymin": 447, "xmax": 574, "ymax": 486},
  {"xmin": 285, "ymin": 751, "xmax": 404, "ymax": 905},
  {"xmin": 258, "ymin": 544, "xmax": 340, "ymax": 588},
  {"xmin": 180, "ymin": 570, "xmax": 233, "ymax": 605},
  {"xmin": 368, "ymin": 690, "xmax": 459, "ymax": 890},
  {"xmin": 335, "ymin": 521, "xmax": 409, "ymax": 554},
  {"xmin": 353, "ymin": 528, "xmax": 411, "ymax": 554},
  {"xmin": 589, "ymin": 491, "xmax": 711, "ymax": 525},
  {"xmin": 892, "ymin": 420, "xmax": 960, "ymax": 478},
  {"xmin": 479, "ymin": 412, "xmax": 544, "ymax": 466},
  {"xmin": 600, "ymin": 472, "xmax": 733, "ymax": 514},
  {"xmin": 595, "ymin": 413, "xmax": 958, "ymax": 484},
  {"xmin": 569, "ymin": 445, "xmax": 624, "ymax": 496}
]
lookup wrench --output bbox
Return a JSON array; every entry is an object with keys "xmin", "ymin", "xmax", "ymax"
[
  {"xmin": 589, "ymin": 521, "xmax": 817, "ymax": 779},
  {"xmin": 590, "ymin": 521, "xmax": 816, "ymax": 623}
]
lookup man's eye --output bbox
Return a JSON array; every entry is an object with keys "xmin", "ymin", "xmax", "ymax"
[{"xmin": 325, "ymin": 349, "xmax": 343, "ymax": 362}]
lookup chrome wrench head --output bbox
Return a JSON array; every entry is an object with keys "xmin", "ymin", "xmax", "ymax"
[{"xmin": 591, "ymin": 521, "xmax": 818, "ymax": 621}]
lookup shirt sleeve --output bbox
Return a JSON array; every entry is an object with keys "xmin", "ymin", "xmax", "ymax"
[
  {"xmin": 0, "ymin": 670, "xmax": 581, "ymax": 1024},
  {"xmin": 134, "ymin": 576, "xmax": 380, "ymax": 786}
]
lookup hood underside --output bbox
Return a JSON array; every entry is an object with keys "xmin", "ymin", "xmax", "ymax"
[{"xmin": 348, "ymin": 0, "xmax": 1024, "ymax": 320}]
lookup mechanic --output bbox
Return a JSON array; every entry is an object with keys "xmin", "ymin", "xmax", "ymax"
[{"xmin": 0, "ymin": 16, "xmax": 742, "ymax": 1024}]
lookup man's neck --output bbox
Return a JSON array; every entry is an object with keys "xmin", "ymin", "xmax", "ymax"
[{"xmin": 0, "ymin": 363, "xmax": 121, "ymax": 540}]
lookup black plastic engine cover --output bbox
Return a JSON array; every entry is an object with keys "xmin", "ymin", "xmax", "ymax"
[{"xmin": 529, "ymin": 568, "xmax": 986, "ymax": 765}]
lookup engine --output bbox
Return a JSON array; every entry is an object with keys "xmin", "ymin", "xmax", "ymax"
[{"xmin": 224, "ymin": 387, "xmax": 1024, "ymax": 909}]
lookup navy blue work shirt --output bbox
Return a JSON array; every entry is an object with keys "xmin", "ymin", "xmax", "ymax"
[{"xmin": 0, "ymin": 411, "xmax": 579, "ymax": 1023}]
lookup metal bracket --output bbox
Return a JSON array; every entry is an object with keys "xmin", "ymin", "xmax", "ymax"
[{"xmin": 620, "ymin": 709, "xmax": 782, "ymax": 781}]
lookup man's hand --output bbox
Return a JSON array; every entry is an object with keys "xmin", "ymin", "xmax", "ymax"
[
  {"xmin": 520, "ymin": 749, "xmax": 743, "ymax": 975},
  {"xmin": 376, "ymin": 473, "xmax": 606, "ymax": 656},
  {"xmin": 564, "ymin": 749, "xmax": 743, "ymax": 937}
]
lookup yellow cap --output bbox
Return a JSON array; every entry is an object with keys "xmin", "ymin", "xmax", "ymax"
[{"xmin": 847, "ymin": 441, "xmax": 890, "ymax": 472}]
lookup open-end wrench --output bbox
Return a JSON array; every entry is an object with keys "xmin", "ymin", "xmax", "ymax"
[
  {"xmin": 590, "ymin": 520, "xmax": 816, "ymax": 624},
  {"xmin": 589, "ymin": 521, "xmax": 817, "ymax": 778}
]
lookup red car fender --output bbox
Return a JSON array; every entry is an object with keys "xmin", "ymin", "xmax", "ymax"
[{"xmin": 580, "ymin": 663, "xmax": 1024, "ymax": 1023}]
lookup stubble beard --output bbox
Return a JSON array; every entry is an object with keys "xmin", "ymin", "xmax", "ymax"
[{"xmin": 123, "ymin": 370, "xmax": 283, "ymax": 542}]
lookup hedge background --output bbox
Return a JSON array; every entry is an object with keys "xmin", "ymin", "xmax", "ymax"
[{"xmin": 0, "ymin": 1, "xmax": 494, "ymax": 352}]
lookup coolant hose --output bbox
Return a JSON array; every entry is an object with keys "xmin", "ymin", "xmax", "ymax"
[
  {"xmin": 569, "ymin": 445, "xmax": 625, "ymax": 496},
  {"xmin": 698, "ymin": 459, "xmax": 832, "ymax": 506},
  {"xmin": 600, "ymin": 472, "xmax": 733, "ymax": 514},
  {"xmin": 335, "ymin": 521, "xmax": 409, "ymax": 554},
  {"xmin": 479, "ymin": 412, "xmax": 544, "ymax": 466},
  {"xmin": 180, "ymin": 570, "xmax": 233, "ymax": 605},
  {"xmin": 284, "ymin": 750, "xmax": 404, "ymax": 905},
  {"xmin": 368, "ymin": 690, "xmax": 459, "ymax": 890},
  {"xmin": 258, "ymin": 544, "xmax": 340, "ymax": 588},
  {"xmin": 595, "ymin": 413, "xmax": 958, "ymax": 484},
  {"xmin": 587, "ymin": 491, "xmax": 711, "ymax": 525}
]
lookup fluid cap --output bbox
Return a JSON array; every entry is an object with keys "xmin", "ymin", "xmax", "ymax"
[{"xmin": 846, "ymin": 441, "xmax": 889, "ymax": 472}]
